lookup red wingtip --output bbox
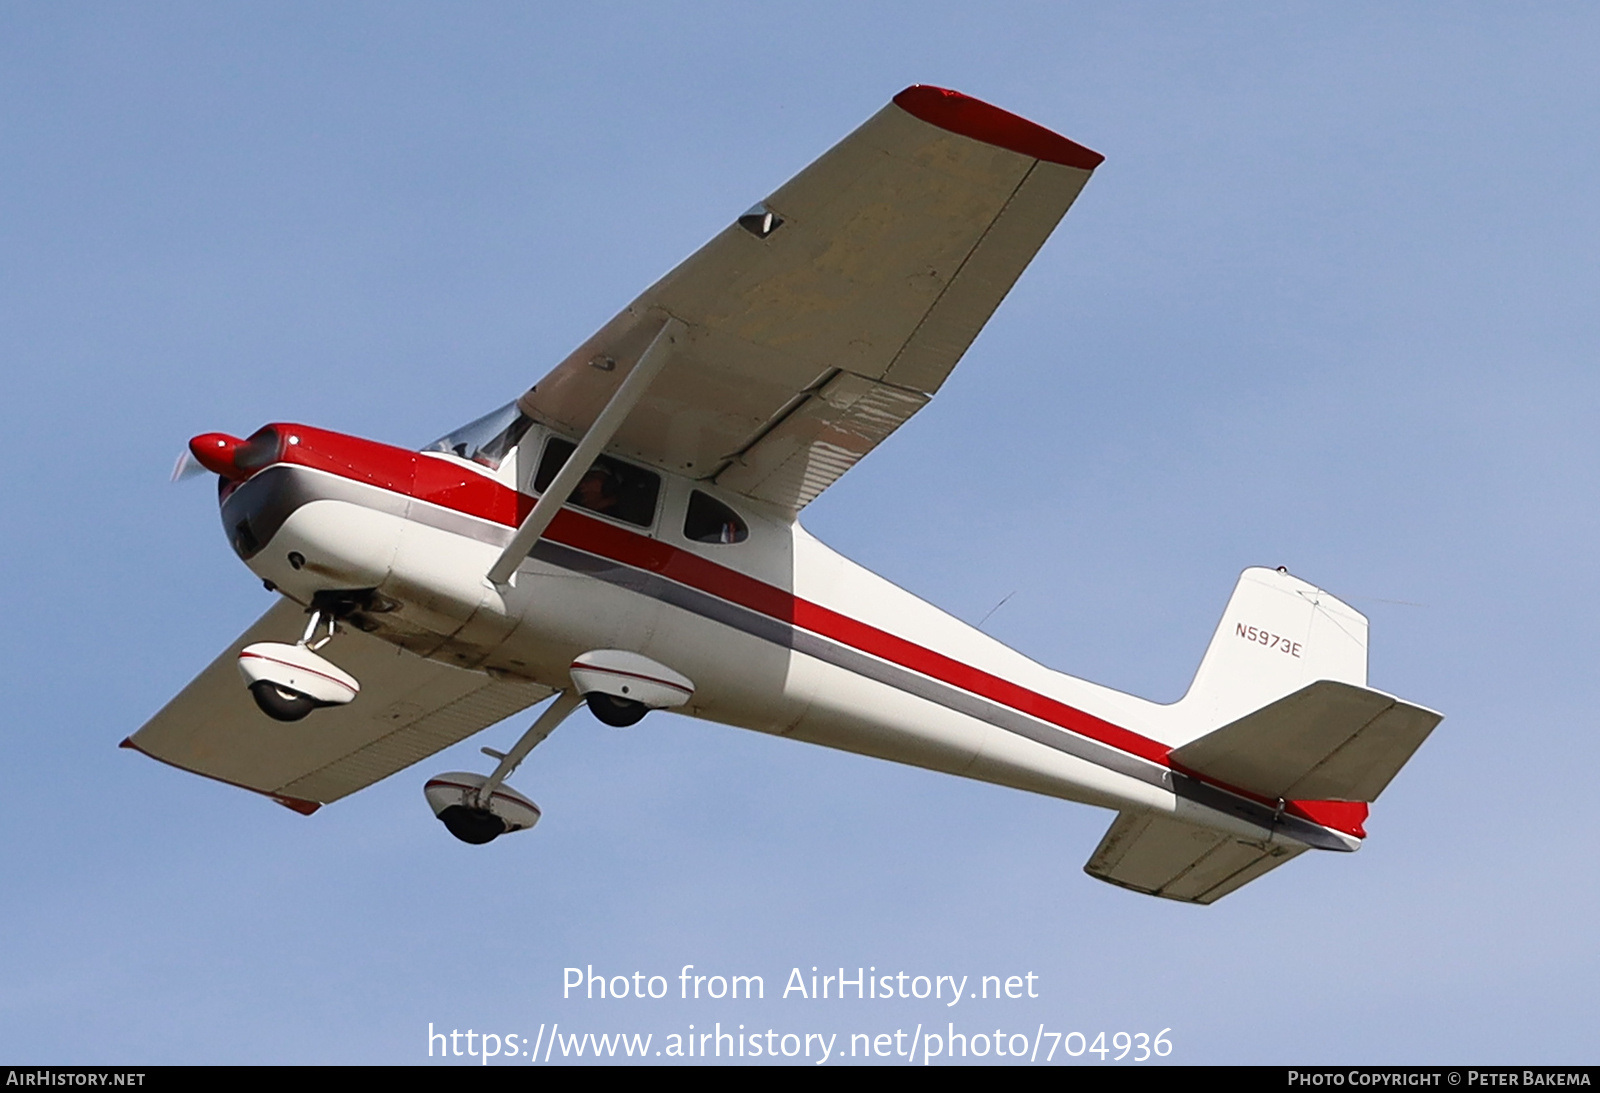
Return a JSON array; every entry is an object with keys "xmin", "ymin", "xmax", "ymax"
[
  {"xmin": 273, "ymin": 795, "xmax": 322, "ymax": 816},
  {"xmin": 892, "ymin": 85, "xmax": 1104, "ymax": 171},
  {"xmin": 118, "ymin": 736, "xmax": 135, "ymax": 749}
]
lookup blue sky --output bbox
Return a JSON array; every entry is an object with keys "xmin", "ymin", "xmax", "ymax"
[{"xmin": 3, "ymin": 3, "xmax": 1598, "ymax": 1064}]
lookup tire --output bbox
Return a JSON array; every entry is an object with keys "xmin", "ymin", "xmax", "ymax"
[
  {"xmin": 250, "ymin": 680, "xmax": 318, "ymax": 722},
  {"xmin": 437, "ymin": 805, "xmax": 508, "ymax": 845},
  {"xmin": 586, "ymin": 692, "xmax": 648, "ymax": 727}
]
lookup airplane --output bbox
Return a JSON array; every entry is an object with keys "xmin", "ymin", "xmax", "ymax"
[{"xmin": 129, "ymin": 85, "xmax": 1442, "ymax": 904}]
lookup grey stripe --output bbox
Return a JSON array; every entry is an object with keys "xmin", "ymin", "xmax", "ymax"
[
  {"xmin": 529, "ymin": 539, "xmax": 799, "ymax": 648},
  {"xmin": 225, "ymin": 463, "xmax": 517, "ymax": 559},
  {"xmin": 533, "ymin": 539, "xmax": 1347, "ymax": 850},
  {"xmin": 411, "ymin": 491, "xmax": 517, "ymax": 548},
  {"xmin": 222, "ymin": 465, "xmax": 407, "ymax": 558}
]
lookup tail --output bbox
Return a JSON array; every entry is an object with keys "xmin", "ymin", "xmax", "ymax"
[
  {"xmin": 1176, "ymin": 566, "xmax": 1369, "ymax": 731},
  {"xmin": 1081, "ymin": 567, "xmax": 1442, "ymax": 904},
  {"xmin": 1171, "ymin": 568, "xmax": 1438, "ymax": 807}
]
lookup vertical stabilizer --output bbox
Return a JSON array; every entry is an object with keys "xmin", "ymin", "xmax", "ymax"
[{"xmin": 1178, "ymin": 568, "xmax": 1368, "ymax": 735}]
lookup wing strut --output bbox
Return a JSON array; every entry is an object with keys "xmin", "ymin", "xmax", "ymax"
[
  {"xmin": 474, "ymin": 689, "xmax": 582, "ymax": 807},
  {"xmin": 487, "ymin": 316, "xmax": 685, "ymax": 586}
]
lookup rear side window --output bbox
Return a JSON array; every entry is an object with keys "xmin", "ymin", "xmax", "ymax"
[
  {"xmin": 535, "ymin": 439, "xmax": 660, "ymax": 529},
  {"xmin": 684, "ymin": 490, "xmax": 748, "ymax": 544}
]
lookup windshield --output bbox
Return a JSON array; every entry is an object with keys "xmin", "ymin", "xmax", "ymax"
[{"xmin": 424, "ymin": 402, "xmax": 532, "ymax": 471}]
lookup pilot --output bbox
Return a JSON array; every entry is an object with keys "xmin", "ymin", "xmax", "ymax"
[{"xmin": 573, "ymin": 462, "xmax": 621, "ymax": 516}]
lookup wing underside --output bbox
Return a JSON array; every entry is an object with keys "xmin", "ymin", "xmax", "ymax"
[
  {"xmin": 520, "ymin": 86, "xmax": 1102, "ymax": 513},
  {"xmin": 126, "ymin": 601, "xmax": 552, "ymax": 812}
]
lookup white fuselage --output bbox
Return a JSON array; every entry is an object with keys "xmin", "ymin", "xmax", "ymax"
[{"xmin": 224, "ymin": 424, "xmax": 1353, "ymax": 853}]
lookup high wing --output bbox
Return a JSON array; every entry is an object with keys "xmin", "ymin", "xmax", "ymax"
[
  {"xmin": 519, "ymin": 85, "xmax": 1103, "ymax": 514},
  {"xmin": 125, "ymin": 601, "xmax": 552, "ymax": 813}
]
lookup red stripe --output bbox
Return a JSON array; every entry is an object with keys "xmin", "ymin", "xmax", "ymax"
[
  {"xmin": 569, "ymin": 662, "xmax": 694, "ymax": 695},
  {"xmin": 540, "ymin": 509, "xmax": 1169, "ymax": 763},
  {"xmin": 239, "ymin": 650, "xmax": 358, "ymax": 693},
  {"xmin": 262, "ymin": 425, "xmax": 1362, "ymax": 838}
]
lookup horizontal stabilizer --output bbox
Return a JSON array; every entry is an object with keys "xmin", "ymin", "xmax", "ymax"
[
  {"xmin": 1169, "ymin": 680, "xmax": 1442, "ymax": 803},
  {"xmin": 1085, "ymin": 810, "xmax": 1306, "ymax": 904}
]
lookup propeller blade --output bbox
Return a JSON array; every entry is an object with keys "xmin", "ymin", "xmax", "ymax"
[{"xmin": 170, "ymin": 450, "xmax": 208, "ymax": 483}]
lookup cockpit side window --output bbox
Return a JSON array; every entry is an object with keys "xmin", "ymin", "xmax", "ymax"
[
  {"xmin": 683, "ymin": 490, "xmax": 749, "ymax": 544},
  {"xmin": 534, "ymin": 438, "xmax": 660, "ymax": 529}
]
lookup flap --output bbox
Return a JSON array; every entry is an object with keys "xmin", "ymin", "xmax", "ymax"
[
  {"xmin": 713, "ymin": 371, "xmax": 929, "ymax": 508},
  {"xmin": 125, "ymin": 600, "xmax": 553, "ymax": 811}
]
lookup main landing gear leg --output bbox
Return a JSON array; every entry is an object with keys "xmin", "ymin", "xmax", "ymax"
[
  {"xmin": 475, "ymin": 690, "xmax": 583, "ymax": 809},
  {"xmin": 426, "ymin": 690, "xmax": 583, "ymax": 845}
]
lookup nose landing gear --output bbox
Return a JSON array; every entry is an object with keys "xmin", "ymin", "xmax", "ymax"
[
  {"xmin": 238, "ymin": 606, "xmax": 360, "ymax": 722},
  {"xmin": 249, "ymin": 681, "xmax": 321, "ymax": 722}
]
